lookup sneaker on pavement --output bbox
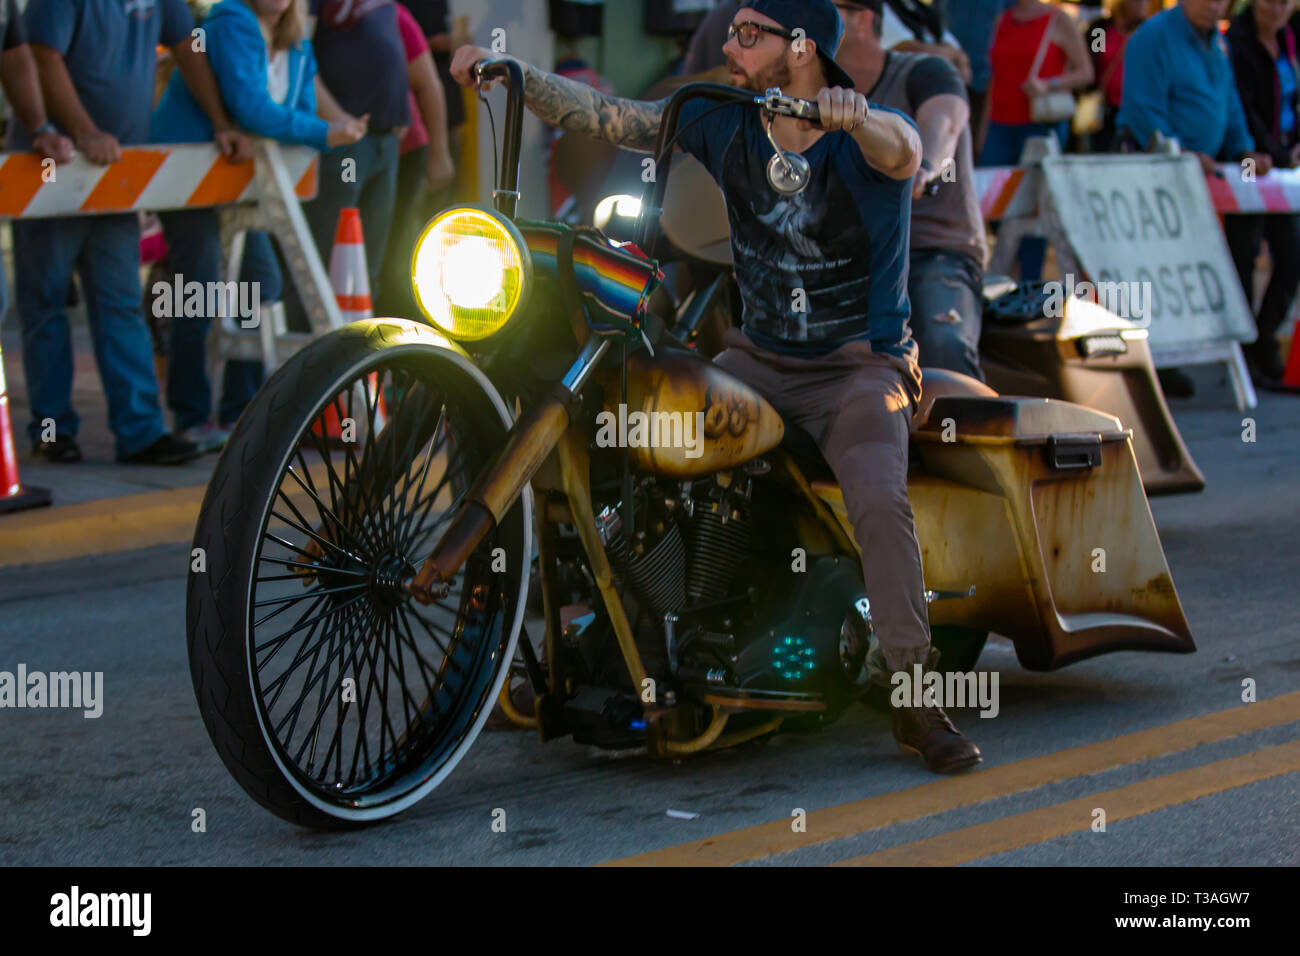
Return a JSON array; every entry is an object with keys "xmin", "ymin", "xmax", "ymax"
[
  {"xmin": 117, "ymin": 433, "xmax": 201, "ymax": 465},
  {"xmin": 180, "ymin": 423, "xmax": 232, "ymax": 454},
  {"xmin": 31, "ymin": 435, "xmax": 82, "ymax": 463}
]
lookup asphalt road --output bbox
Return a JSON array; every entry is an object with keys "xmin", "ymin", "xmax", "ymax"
[{"xmin": 1, "ymin": 369, "xmax": 1297, "ymax": 867}]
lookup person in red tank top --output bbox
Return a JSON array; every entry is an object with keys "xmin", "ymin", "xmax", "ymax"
[
  {"xmin": 979, "ymin": 0, "xmax": 1094, "ymax": 281},
  {"xmin": 989, "ymin": 6, "xmax": 1068, "ymax": 125}
]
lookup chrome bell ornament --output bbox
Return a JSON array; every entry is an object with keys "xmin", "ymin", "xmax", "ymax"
[{"xmin": 763, "ymin": 113, "xmax": 810, "ymax": 196}]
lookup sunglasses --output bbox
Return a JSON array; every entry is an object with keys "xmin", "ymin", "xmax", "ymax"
[{"xmin": 727, "ymin": 20, "xmax": 798, "ymax": 48}]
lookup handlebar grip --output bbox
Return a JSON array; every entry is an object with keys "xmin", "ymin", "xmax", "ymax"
[
  {"xmin": 473, "ymin": 58, "xmax": 514, "ymax": 82},
  {"xmin": 763, "ymin": 93, "xmax": 821, "ymax": 124},
  {"xmin": 794, "ymin": 100, "xmax": 821, "ymax": 124}
]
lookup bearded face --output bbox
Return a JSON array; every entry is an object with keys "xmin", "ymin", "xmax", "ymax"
[{"xmin": 727, "ymin": 52, "xmax": 794, "ymax": 93}]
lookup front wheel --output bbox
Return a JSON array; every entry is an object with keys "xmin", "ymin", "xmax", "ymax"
[{"xmin": 187, "ymin": 320, "xmax": 531, "ymax": 828}]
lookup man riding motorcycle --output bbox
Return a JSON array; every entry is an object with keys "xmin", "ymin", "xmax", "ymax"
[
  {"xmin": 836, "ymin": 0, "xmax": 988, "ymax": 381},
  {"xmin": 450, "ymin": 0, "xmax": 982, "ymax": 774}
]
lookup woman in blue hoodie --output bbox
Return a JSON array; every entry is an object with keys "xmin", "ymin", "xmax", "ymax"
[{"xmin": 151, "ymin": 0, "xmax": 365, "ymax": 451}]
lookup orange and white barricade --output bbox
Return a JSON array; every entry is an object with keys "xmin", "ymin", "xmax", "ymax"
[
  {"xmin": 0, "ymin": 140, "xmax": 340, "ymax": 373},
  {"xmin": 209, "ymin": 140, "xmax": 343, "ymax": 372},
  {"xmin": 0, "ymin": 142, "xmax": 317, "ymax": 217}
]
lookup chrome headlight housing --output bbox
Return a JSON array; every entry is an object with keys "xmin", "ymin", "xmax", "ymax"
[{"xmin": 411, "ymin": 206, "xmax": 532, "ymax": 342}]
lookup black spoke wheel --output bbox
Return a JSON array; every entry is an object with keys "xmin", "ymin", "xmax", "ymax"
[{"xmin": 188, "ymin": 320, "xmax": 530, "ymax": 828}]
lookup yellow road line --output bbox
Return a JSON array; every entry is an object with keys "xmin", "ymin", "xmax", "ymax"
[
  {"xmin": 600, "ymin": 692, "xmax": 1300, "ymax": 867},
  {"xmin": 834, "ymin": 738, "xmax": 1300, "ymax": 866},
  {"xmin": 0, "ymin": 463, "xmax": 336, "ymax": 567},
  {"xmin": 0, "ymin": 484, "xmax": 208, "ymax": 567}
]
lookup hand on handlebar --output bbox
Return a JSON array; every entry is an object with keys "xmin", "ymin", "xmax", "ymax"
[
  {"xmin": 451, "ymin": 45, "xmax": 511, "ymax": 90},
  {"xmin": 797, "ymin": 87, "xmax": 869, "ymax": 134}
]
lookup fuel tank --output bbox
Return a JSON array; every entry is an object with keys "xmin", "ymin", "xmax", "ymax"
[{"xmin": 594, "ymin": 347, "xmax": 784, "ymax": 478}]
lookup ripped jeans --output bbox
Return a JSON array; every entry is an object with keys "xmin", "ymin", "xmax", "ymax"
[{"xmin": 908, "ymin": 249, "xmax": 985, "ymax": 382}]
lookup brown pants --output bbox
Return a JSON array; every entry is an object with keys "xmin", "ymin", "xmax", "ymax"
[{"xmin": 713, "ymin": 329, "xmax": 931, "ymax": 673}]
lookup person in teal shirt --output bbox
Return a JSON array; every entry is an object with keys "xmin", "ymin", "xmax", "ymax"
[
  {"xmin": 1116, "ymin": 0, "xmax": 1257, "ymax": 167},
  {"xmin": 1115, "ymin": 0, "xmax": 1275, "ymax": 397}
]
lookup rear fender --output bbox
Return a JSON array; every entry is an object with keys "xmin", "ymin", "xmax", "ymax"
[{"xmin": 812, "ymin": 396, "xmax": 1195, "ymax": 670}]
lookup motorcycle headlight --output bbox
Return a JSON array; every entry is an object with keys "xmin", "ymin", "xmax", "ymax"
[{"xmin": 411, "ymin": 206, "xmax": 531, "ymax": 342}]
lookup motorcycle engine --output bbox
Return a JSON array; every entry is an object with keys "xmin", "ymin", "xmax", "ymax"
[
  {"xmin": 595, "ymin": 465, "xmax": 869, "ymax": 725},
  {"xmin": 605, "ymin": 471, "xmax": 754, "ymax": 610}
]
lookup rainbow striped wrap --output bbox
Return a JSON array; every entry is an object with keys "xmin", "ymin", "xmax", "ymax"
[{"xmin": 520, "ymin": 222, "xmax": 664, "ymax": 334}]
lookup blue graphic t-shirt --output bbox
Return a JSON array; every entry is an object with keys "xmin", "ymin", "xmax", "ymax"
[{"xmin": 675, "ymin": 97, "xmax": 918, "ymax": 361}]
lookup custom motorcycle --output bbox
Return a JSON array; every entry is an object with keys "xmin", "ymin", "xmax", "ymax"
[{"xmin": 187, "ymin": 62, "xmax": 1195, "ymax": 828}]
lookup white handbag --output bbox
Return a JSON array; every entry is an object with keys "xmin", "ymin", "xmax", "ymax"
[{"xmin": 1027, "ymin": 13, "xmax": 1076, "ymax": 124}]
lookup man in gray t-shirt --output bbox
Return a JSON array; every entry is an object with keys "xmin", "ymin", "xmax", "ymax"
[{"xmin": 836, "ymin": 0, "xmax": 987, "ymax": 380}]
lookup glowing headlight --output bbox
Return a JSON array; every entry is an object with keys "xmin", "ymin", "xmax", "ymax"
[{"xmin": 411, "ymin": 207, "xmax": 530, "ymax": 341}]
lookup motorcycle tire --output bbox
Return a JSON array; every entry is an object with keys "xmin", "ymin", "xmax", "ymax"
[{"xmin": 187, "ymin": 319, "xmax": 531, "ymax": 828}]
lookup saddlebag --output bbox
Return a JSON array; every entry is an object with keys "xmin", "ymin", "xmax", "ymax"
[
  {"xmin": 815, "ymin": 396, "xmax": 1195, "ymax": 671},
  {"xmin": 981, "ymin": 290, "xmax": 1205, "ymax": 496}
]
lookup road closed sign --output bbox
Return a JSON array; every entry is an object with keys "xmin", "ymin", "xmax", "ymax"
[{"xmin": 1040, "ymin": 154, "xmax": 1257, "ymax": 352}]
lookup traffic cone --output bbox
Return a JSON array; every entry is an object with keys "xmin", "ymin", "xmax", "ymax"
[
  {"xmin": 330, "ymin": 208, "xmax": 373, "ymax": 324},
  {"xmin": 0, "ymin": 340, "xmax": 51, "ymax": 514},
  {"xmin": 315, "ymin": 208, "xmax": 384, "ymax": 441}
]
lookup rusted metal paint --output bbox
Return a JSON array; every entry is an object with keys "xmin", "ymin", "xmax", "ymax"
[
  {"xmin": 595, "ymin": 348, "xmax": 784, "ymax": 478},
  {"xmin": 815, "ymin": 394, "xmax": 1195, "ymax": 671}
]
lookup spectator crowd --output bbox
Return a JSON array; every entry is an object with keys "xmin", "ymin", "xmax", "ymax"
[
  {"xmin": 0, "ymin": 0, "xmax": 466, "ymax": 465},
  {"xmin": 0, "ymin": 0, "xmax": 1296, "ymax": 470}
]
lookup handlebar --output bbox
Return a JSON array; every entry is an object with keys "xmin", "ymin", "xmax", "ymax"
[
  {"xmin": 634, "ymin": 83, "xmax": 822, "ymax": 249},
  {"xmin": 473, "ymin": 59, "xmax": 526, "ymax": 218},
  {"xmin": 760, "ymin": 90, "xmax": 822, "ymax": 124},
  {"xmin": 465, "ymin": 65, "xmax": 823, "ymax": 232}
]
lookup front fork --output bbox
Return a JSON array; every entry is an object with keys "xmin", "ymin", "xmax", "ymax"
[{"xmin": 406, "ymin": 335, "xmax": 613, "ymax": 604}]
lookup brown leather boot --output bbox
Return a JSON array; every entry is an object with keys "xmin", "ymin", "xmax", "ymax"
[{"xmin": 872, "ymin": 649, "xmax": 982, "ymax": 774}]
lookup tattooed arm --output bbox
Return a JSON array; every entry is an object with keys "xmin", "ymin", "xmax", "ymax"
[{"xmin": 450, "ymin": 45, "xmax": 666, "ymax": 151}]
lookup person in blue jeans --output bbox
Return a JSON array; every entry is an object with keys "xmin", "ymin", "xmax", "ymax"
[
  {"xmin": 152, "ymin": 0, "xmax": 365, "ymax": 451},
  {"xmin": 0, "ymin": 0, "xmax": 76, "ymax": 322},
  {"xmin": 10, "ymin": 0, "xmax": 249, "ymax": 465},
  {"xmin": 306, "ymin": 0, "xmax": 410, "ymax": 288}
]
